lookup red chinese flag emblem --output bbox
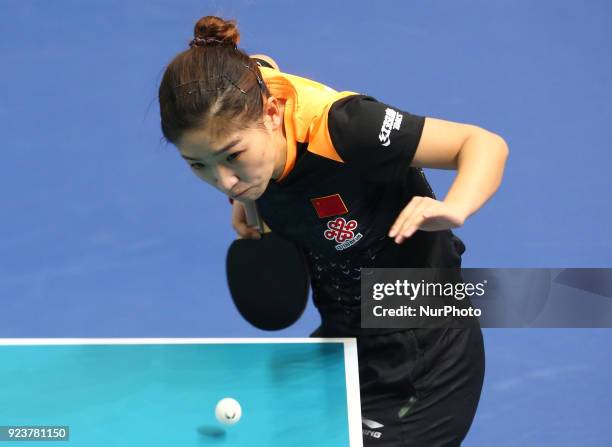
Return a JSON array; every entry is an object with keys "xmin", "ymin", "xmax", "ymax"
[{"xmin": 310, "ymin": 194, "xmax": 348, "ymax": 219}]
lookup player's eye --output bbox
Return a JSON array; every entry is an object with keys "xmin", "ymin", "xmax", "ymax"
[
  {"xmin": 190, "ymin": 162, "xmax": 205, "ymax": 170},
  {"xmin": 226, "ymin": 152, "xmax": 242, "ymax": 162}
]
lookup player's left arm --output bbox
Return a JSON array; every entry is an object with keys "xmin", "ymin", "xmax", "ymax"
[{"xmin": 389, "ymin": 117, "xmax": 509, "ymax": 243}]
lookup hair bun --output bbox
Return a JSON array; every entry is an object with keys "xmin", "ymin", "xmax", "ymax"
[{"xmin": 193, "ymin": 16, "xmax": 240, "ymax": 47}]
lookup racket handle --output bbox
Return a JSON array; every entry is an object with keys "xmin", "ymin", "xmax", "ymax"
[{"xmin": 243, "ymin": 201, "xmax": 263, "ymax": 232}]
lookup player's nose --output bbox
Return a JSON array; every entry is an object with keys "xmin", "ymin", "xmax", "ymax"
[{"xmin": 215, "ymin": 165, "xmax": 239, "ymax": 192}]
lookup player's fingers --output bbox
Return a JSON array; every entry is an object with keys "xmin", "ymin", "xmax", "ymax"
[
  {"xmin": 232, "ymin": 221, "xmax": 261, "ymax": 239},
  {"xmin": 395, "ymin": 200, "xmax": 435, "ymax": 243},
  {"xmin": 388, "ymin": 196, "xmax": 425, "ymax": 238},
  {"xmin": 239, "ymin": 232, "xmax": 262, "ymax": 240}
]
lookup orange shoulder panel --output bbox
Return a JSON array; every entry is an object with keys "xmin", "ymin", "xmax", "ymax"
[{"xmin": 260, "ymin": 67, "xmax": 359, "ymax": 180}]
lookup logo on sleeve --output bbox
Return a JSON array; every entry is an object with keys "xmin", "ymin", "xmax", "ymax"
[
  {"xmin": 379, "ymin": 108, "xmax": 403, "ymax": 147},
  {"xmin": 324, "ymin": 217, "xmax": 363, "ymax": 251}
]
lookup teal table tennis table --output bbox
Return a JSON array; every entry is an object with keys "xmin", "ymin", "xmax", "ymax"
[{"xmin": 0, "ymin": 339, "xmax": 363, "ymax": 446}]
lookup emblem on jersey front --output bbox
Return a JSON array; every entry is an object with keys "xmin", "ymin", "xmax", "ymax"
[
  {"xmin": 324, "ymin": 217, "xmax": 363, "ymax": 251},
  {"xmin": 311, "ymin": 193, "xmax": 348, "ymax": 219},
  {"xmin": 379, "ymin": 107, "xmax": 403, "ymax": 147}
]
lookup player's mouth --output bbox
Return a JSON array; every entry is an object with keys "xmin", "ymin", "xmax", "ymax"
[{"xmin": 232, "ymin": 187, "xmax": 252, "ymax": 199}]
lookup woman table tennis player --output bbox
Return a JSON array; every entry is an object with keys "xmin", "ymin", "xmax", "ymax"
[{"xmin": 158, "ymin": 16, "xmax": 508, "ymax": 446}]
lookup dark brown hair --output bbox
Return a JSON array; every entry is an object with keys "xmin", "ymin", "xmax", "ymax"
[{"xmin": 158, "ymin": 16, "xmax": 268, "ymax": 144}]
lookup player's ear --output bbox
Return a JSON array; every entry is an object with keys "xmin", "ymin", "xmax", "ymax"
[{"xmin": 262, "ymin": 96, "xmax": 283, "ymax": 132}]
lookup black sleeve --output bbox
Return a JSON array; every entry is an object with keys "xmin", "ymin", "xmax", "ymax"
[{"xmin": 327, "ymin": 95, "xmax": 426, "ymax": 168}]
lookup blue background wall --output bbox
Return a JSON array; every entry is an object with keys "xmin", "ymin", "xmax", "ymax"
[{"xmin": 1, "ymin": 1, "xmax": 611, "ymax": 444}]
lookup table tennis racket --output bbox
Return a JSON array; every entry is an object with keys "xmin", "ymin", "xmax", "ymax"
[{"xmin": 225, "ymin": 201, "xmax": 310, "ymax": 330}]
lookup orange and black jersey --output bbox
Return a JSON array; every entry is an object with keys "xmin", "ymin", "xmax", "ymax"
[
  {"xmin": 253, "ymin": 62, "xmax": 484, "ymax": 442},
  {"xmin": 255, "ymin": 66, "xmax": 465, "ymax": 334}
]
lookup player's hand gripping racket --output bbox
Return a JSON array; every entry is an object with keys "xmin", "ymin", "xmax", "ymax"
[{"xmin": 225, "ymin": 201, "xmax": 310, "ymax": 330}]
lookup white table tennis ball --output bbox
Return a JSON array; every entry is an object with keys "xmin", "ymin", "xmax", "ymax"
[{"xmin": 215, "ymin": 397, "xmax": 242, "ymax": 425}]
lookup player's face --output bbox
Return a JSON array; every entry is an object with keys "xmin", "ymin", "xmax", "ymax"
[{"xmin": 177, "ymin": 99, "xmax": 286, "ymax": 202}]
